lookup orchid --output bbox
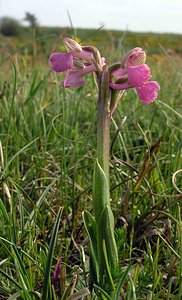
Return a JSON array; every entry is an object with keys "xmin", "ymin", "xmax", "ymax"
[
  {"xmin": 109, "ymin": 47, "xmax": 160, "ymax": 104},
  {"xmin": 110, "ymin": 63, "xmax": 160, "ymax": 104},
  {"xmin": 49, "ymin": 38, "xmax": 104, "ymax": 87},
  {"xmin": 49, "ymin": 39, "xmax": 160, "ymax": 294}
]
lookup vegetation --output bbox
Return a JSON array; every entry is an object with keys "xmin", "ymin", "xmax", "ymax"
[
  {"xmin": 24, "ymin": 12, "xmax": 39, "ymax": 30},
  {"xmin": 0, "ymin": 26, "xmax": 181, "ymax": 299},
  {"xmin": 0, "ymin": 17, "xmax": 21, "ymax": 36}
]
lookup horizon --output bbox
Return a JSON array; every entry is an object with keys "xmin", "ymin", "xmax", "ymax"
[
  {"xmin": 1, "ymin": 20, "xmax": 182, "ymax": 37},
  {"xmin": 1, "ymin": 0, "xmax": 182, "ymax": 35}
]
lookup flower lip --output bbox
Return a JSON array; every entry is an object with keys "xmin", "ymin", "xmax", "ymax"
[
  {"xmin": 61, "ymin": 63, "xmax": 96, "ymax": 88},
  {"xmin": 136, "ymin": 81, "xmax": 160, "ymax": 104},
  {"xmin": 61, "ymin": 70, "xmax": 85, "ymax": 88}
]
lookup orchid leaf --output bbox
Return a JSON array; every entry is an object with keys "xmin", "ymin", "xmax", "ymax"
[
  {"xmin": 93, "ymin": 159, "xmax": 110, "ymax": 223},
  {"xmin": 97, "ymin": 205, "xmax": 118, "ymax": 279}
]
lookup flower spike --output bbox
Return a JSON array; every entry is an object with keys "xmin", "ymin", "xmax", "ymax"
[{"xmin": 49, "ymin": 38, "xmax": 160, "ymax": 103}]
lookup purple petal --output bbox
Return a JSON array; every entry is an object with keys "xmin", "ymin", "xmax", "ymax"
[
  {"xmin": 127, "ymin": 64, "xmax": 151, "ymax": 87},
  {"xmin": 136, "ymin": 81, "xmax": 160, "ymax": 104},
  {"xmin": 61, "ymin": 64, "xmax": 96, "ymax": 88},
  {"xmin": 61, "ymin": 70, "xmax": 85, "ymax": 88},
  {"xmin": 49, "ymin": 52, "xmax": 73, "ymax": 72}
]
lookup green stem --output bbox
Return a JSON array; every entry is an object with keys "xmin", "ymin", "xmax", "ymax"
[
  {"xmin": 93, "ymin": 68, "xmax": 118, "ymax": 286},
  {"xmin": 97, "ymin": 69, "xmax": 111, "ymax": 186}
]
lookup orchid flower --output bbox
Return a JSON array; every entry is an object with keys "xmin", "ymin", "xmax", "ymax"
[
  {"xmin": 109, "ymin": 48, "xmax": 160, "ymax": 104},
  {"xmin": 49, "ymin": 38, "xmax": 104, "ymax": 87}
]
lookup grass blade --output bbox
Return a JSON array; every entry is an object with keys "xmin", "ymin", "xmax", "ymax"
[
  {"xmin": 0, "ymin": 269, "xmax": 22, "ymax": 290},
  {"xmin": 113, "ymin": 264, "xmax": 131, "ymax": 300},
  {"xmin": 29, "ymin": 178, "xmax": 57, "ymax": 222},
  {"xmin": 93, "ymin": 284, "xmax": 112, "ymax": 300},
  {"xmin": 41, "ymin": 207, "xmax": 63, "ymax": 300}
]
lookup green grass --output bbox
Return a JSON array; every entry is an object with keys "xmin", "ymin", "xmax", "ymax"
[{"xmin": 0, "ymin": 27, "xmax": 181, "ymax": 299}]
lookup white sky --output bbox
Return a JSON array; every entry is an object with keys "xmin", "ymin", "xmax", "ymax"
[{"xmin": 1, "ymin": 0, "xmax": 182, "ymax": 34}]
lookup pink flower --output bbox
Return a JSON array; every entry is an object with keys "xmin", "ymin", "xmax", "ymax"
[
  {"xmin": 110, "ymin": 64, "xmax": 160, "ymax": 104},
  {"xmin": 60, "ymin": 63, "xmax": 96, "ymax": 88},
  {"xmin": 49, "ymin": 52, "xmax": 95, "ymax": 88},
  {"xmin": 49, "ymin": 38, "xmax": 98, "ymax": 88}
]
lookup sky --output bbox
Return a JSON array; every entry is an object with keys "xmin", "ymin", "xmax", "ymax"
[{"xmin": 1, "ymin": 0, "xmax": 182, "ymax": 34}]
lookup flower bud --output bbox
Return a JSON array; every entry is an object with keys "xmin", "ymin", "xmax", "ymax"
[
  {"xmin": 52, "ymin": 258, "xmax": 61, "ymax": 288},
  {"xmin": 121, "ymin": 47, "xmax": 146, "ymax": 68},
  {"xmin": 63, "ymin": 37, "xmax": 82, "ymax": 53}
]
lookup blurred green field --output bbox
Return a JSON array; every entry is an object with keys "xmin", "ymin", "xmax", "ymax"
[{"xmin": 0, "ymin": 27, "xmax": 182, "ymax": 299}]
